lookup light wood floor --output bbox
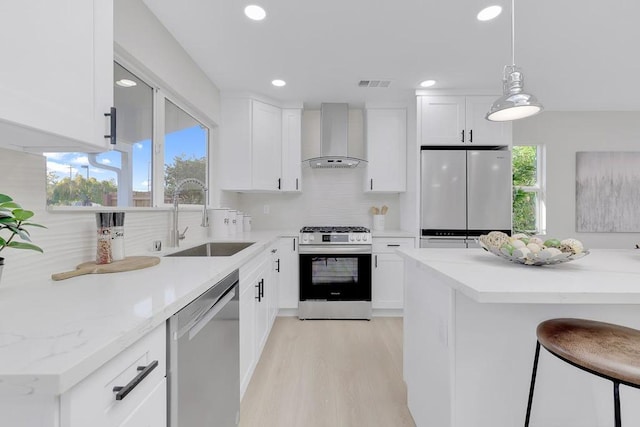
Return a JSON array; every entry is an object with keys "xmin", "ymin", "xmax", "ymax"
[{"xmin": 239, "ymin": 317, "xmax": 416, "ymax": 427}]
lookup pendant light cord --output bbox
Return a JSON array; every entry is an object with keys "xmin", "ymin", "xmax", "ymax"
[{"xmin": 511, "ymin": 0, "xmax": 516, "ymax": 66}]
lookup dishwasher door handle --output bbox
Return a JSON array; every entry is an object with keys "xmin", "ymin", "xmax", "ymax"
[{"xmin": 187, "ymin": 289, "xmax": 236, "ymax": 341}]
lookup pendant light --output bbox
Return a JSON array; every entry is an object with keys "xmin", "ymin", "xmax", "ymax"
[{"xmin": 486, "ymin": 0, "xmax": 543, "ymax": 121}]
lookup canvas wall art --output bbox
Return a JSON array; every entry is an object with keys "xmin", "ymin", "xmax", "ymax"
[{"xmin": 576, "ymin": 151, "xmax": 640, "ymax": 232}]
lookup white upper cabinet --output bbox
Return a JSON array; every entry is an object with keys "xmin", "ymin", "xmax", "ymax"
[
  {"xmin": 220, "ymin": 98, "xmax": 282, "ymax": 191},
  {"xmin": 365, "ymin": 108, "xmax": 407, "ymax": 192},
  {"xmin": 418, "ymin": 95, "xmax": 511, "ymax": 146},
  {"xmin": 0, "ymin": 0, "xmax": 114, "ymax": 152},
  {"xmin": 220, "ymin": 97, "xmax": 303, "ymax": 192},
  {"xmin": 281, "ymin": 109, "xmax": 302, "ymax": 192}
]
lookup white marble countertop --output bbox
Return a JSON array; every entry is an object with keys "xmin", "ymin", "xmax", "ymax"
[
  {"xmin": 0, "ymin": 230, "xmax": 291, "ymax": 397},
  {"xmin": 371, "ymin": 230, "xmax": 416, "ymax": 238},
  {"xmin": 397, "ymin": 248, "xmax": 640, "ymax": 304}
]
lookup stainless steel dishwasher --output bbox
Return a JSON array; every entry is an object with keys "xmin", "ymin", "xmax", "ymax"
[{"xmin": 168, "ymin": 269, "xmax": 239, "ymax": 427}]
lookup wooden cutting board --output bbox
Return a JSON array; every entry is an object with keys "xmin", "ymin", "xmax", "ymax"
[{"xmin": 51, "ymin": 256, "xmax": 161, "ymax": 281}]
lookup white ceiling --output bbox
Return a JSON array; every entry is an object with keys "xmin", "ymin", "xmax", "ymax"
[{"xmin": 141, "ymin": 0, "xmax": 640, "ymax": 111}]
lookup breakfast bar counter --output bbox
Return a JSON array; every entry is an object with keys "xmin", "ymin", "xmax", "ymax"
[{"xmin": 398, "ymin": 248, "xmax": 640, "ymax": 427}]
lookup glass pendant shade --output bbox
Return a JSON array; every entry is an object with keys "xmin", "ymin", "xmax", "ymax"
[{"xmin": 486, "ymin": 66, "xmax": 543, "ymax": 121}]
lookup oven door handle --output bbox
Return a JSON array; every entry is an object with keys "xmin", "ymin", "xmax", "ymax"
[{"xmin": 299, "ymin": 245, "xmax": 372, "ymax": 255}]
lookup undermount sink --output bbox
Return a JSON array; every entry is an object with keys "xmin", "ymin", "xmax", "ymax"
[{"xmin": 166, "ymin": 242, "xmax": 255, "ymax": 257}]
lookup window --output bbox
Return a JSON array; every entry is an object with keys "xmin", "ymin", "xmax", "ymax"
[
  {"xmin": 163, "ymin": 100, "xmax": 208, "ymax": 205},
  {"xmin": 512, "ymin": 145, "xmax": 546, "ymax": 234},
  {"xmin": 45, "ymin": 62, "xmax": 210, "ymax": 208}
]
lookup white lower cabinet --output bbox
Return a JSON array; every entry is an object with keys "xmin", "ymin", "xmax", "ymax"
[
  {"xmin": 372, "ymin": 237, "xmax": 415, "ymax": 310},
  {"xmin": 277, "ymin": 237, "xmax": 299, "ymax": 310},
  {"xmin": 60, "ymin": 323, "xmax": 166, "ymax": 427},
  {"xmin": 239, "ymin": 248, "xmax": 278, "ymax": 399}
]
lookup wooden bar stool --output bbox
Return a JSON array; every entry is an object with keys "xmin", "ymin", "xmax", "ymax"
[{"xmin": 525, "ymin": 318, "xmax": 640, "ymax": 427}]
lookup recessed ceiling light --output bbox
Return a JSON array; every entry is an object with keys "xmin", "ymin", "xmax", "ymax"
[
  {"xmin": 420, "ymin": 80, "xmax": 436, "ymax": 88},
  {"xmin": 115, "ymin": 79, "xmax": 137, "ymax": 87},
  {"xmin": 271, "ymin": 79, "xmax": 286, "ymax": 87},
  {"xmin": 477, "ymin": 5, "xmax": 502, "ymax": 21},
  {"xmin": 244, "ymin": 5, "xmax": 266, "ymax": 21}
]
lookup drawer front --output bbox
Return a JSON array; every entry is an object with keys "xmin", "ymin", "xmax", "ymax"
[
  {"xmin": 240, "ymin": 250, "xmax": 268, "ymax": 293},
  {"xmin": 61, "ymin": 323, "xmax": 166, "ymax": 427},
  {"xmin": 372, "ymin": 237, "xmax": 415, "ymax": 253}
]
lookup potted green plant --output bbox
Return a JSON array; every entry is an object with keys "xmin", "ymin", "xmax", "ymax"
[{"xmin": 0, "ymin": 193, "xmax": 45, "ymax": 284}]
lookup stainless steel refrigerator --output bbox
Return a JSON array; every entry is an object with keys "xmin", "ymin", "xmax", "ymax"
[{"xmin": 420, "ymin": 147, "xmax": 512, "ymax": 248}]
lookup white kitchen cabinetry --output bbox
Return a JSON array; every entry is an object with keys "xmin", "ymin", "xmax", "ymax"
[
  {"xmin": 418, "ymin": 96, "xmax": 511, "ymax": 146},
  {"xmin": 0, "ymin": 0, "xmax": 114, "ymax": 152},
  {"xmin": 269, "ymin": 244, "xmax": 281, "ymax": 325},
  {"xmin": 278, "ymin": 237, "xmax": 299, "ymax": 310},
  {"xmin": 281, "ymin": 109, "xmax": 302, "ymax": 192},
  {"xmin": 372, "ymin": 237, "xmax": 415, "ymax": 310},
  {"xmin": 220, "ymin": 98, "xmax": 283, "ymax": 191},
  {"xmin": 60, "ymin": 323, "xmax": 166, "ymax": 427},
  {"xmin": 365, "ymin": 108, "xmax": 407, "ymax": 192},
  {"xmin": 240, "ymin": 249, "xmax": 279, "ymax": 398}
]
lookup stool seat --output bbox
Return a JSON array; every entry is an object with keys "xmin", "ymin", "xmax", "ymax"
[{"xmin": 537, "ymin": 318, "xmax": 640, "ymax": 386}]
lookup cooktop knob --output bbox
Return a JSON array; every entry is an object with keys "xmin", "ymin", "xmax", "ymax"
[
  {"xmin": 363, "ymin": 235, "xmax": 368, "ymax": 242},
  {"xmin": 350, "ymin": 235, "xmax": 355, "ymax": 241},
  {"xmin": 309, "ymin": 235, "xmax": 315, "ymax": 241}
]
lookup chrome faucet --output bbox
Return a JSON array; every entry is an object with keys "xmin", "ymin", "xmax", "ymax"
[{"xmin": 172, "ymin": 178, "xmax": 209, "ymax": 247}]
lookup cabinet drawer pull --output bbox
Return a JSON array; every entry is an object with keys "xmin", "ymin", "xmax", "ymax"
[
  {"xmin": 375, "ymin": 255, "xmax": 378, "ymax": 268},
  {"xmin": 469, "ymin": 129, "xmax": 473, "ymax": 143},
  {"xmin": 113, "ymin": 360, "xmax": 158, "ymax": 401},
  {"xmin": 277, "ymin": 178, "xmax": 281, "ymax": 190},
  {"xmin": 276, "ymin": 258, "xmax": 280, "ymax": 272},
  {"xmin": 296, "ymin": 178, "xmax": 299, "ymax": 190},
  {"xmin": 461, "ymin": 129, "xmax": 465, "ymax": 143},
  {"xmin": 387, "ymin": 244, "xmax": 401, "ymax": 247}
]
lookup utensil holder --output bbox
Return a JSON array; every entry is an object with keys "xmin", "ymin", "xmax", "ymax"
[{"xmin": 373, "ymin": 214, "xmax": 385, "ymax": 231}]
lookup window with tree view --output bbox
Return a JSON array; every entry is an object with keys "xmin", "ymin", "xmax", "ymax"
[{"xmin": 512, "ymin": 145, "xmax": 545, "ymax": 234}]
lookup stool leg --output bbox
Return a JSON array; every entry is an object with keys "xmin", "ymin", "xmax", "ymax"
[
  {"xmin": 525, "ymin": 341, "xmax": 541, "ymax": 427},
  {"xmin": 613, "ymin": 381, "xmax": 621, "ymax": 427}
]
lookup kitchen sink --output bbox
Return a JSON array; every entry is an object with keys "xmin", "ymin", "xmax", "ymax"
[{"xmin": 166, "ymin": 242, "xmax": 255, "ymax": 257}]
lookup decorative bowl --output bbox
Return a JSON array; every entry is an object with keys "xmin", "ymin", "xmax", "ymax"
[{"xmin": 478, "ymin": 232, "xmax": 589, "ymax": 266}]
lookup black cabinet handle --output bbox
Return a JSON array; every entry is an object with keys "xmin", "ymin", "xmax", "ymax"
[
  {"xmin": 255, "ymin": 282, "xmax": 261, "ymax": 302},
  {"xmin": 387, "ymin": 244, "xmax": 401, "ymax": 247},
  {"xmin": 375, "ymin": 255, "xmax": 378, "ymax": 268},
  {"xmin": 293, "ymin": 238, "xmax": 296, "ymax": 252},
  {"xmin": 113, "ymin": 360, "xmax": 158, "ymax": 401},
  {"xmin": 461, "ymin": 129, "xmax": 465, "ymax": 143},
  {"xmin": 469, "ymin": 129, "xmax": 473, "ymax": 143},
  {"xmin": 370, "ymin": 178, "xmax": 373, "ymax": 190},
  {"xmin": 296, "ymin": 178, "xmax": 299, "ymax": 190},
  {"xmin": 104, "ymin": 107, "xmax": 117, "ymax": 145},
  {"xmin": 277, "ymin": 178, "xmax": 281, "ymax": 190},
  {"xmin": 260, "ymin": 279, "xmax": 264, "ymax": 298},
  {"xmin": 276, "ymin": 259, "xmax": 280, "ymax": 272}
]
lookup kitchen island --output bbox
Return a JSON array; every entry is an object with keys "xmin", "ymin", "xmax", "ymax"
[{"xmin": 399, "ymin": 248, "xmax": 640, "ymax": 427}]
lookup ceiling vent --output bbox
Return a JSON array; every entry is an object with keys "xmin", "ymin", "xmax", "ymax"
[{"xmin": 358, "ymin": 80, "xmax": 392, "ymax": 88}]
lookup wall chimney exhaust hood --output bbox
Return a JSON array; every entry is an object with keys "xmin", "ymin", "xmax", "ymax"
[{"xmin": 305, "ymin": 103, "xmax": 366, "ymax": 168}]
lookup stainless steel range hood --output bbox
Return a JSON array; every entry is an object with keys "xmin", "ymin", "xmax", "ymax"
[{"xmin": 306, "ymin": 103, "xmax": 366, "ymax": 168}]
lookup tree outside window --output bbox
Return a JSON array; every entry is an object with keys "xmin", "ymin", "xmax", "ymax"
[{"xmin": 512, "ymin": 145, "xmax": 545, "ymax": 234}]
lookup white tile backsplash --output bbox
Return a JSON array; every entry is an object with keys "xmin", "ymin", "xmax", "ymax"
[{"xmin": 236, "ymin": 166, "xmax": 400, "ymax": 230}]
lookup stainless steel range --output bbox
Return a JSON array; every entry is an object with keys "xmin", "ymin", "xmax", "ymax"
[{"xmin": 298, "ymin": 226, "xmax": 372, "ymax": 320}]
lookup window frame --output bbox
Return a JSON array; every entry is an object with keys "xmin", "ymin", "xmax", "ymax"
[
  {"xmin": 512, "ymin": 144, "xmax": 546, "ymax": 235},
  {"xmin": 45, "ymin": 55, "xmax": 214, "ymax": 211}
]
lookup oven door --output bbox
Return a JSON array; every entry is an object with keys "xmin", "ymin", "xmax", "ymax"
[{"xmin": 299, "ymin": 245, "xmax": 372, "ymax": 301}]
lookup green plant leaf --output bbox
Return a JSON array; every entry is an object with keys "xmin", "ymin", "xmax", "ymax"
[
  {"xmin": 0, "ymin": 236, "xmax": 6, "ymax": 246},
  {"xmin": 7, "ymin": 241, "xmax": 43, "ymax": 253},
  {"xmin": 0, "ymin": 201, "xmax": 21, "ymax": 209},
  {"xmin": 0, "ymin": 194, "xmax": 13, "ymax": 203},
  {"xmin": 0, "ymin": 217, "xmax": 18, "ymax": 225},
  {"xmin": 22, "ymin": 222, "xmax": 47, "ymax": 228},
  {"xmin": 17, "ymin": 229, "xmax": 32, "ymax": 241},
  {"xmin": 12, "ymin": 209, "xmax": 34, "ymax": 221}
]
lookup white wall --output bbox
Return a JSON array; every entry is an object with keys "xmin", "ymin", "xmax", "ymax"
[
  {"xmin": 514, "ymin": 111, "xmax": 640, "ymax": 249},
  {"xmin": 114, "ymin": 0, "xmax": 220, "ymax": 126}
]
